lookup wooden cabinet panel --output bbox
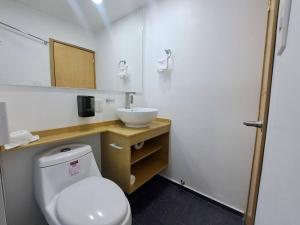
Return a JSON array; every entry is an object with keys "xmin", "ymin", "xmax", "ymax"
[
  {"xmin": 101, "ymin": 130, "xmax": 170, "ymax": 194},
  {"xmin": 50, "ymin": 39, "xmax": 96, "ymax": 89},
  {"xmin": 101, "ymin": 132, "xmax": 131, "ymax": 193}
]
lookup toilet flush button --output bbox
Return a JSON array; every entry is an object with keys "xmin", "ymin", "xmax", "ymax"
[
  {"xmin": 60, "ymin": 147, "xmax": 71, "ymax": 152},
  {"xmin": 69, "ymin": 160, "xmax": 80, "ymax": 176}
]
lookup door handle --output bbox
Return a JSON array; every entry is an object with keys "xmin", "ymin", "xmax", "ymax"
[{"xmin": 243, "ymin": 121, "xmax": 263, "ymax": 129}]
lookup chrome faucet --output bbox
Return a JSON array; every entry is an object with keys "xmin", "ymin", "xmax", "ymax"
[{"xmin": 125, "ymin": 92, "xmax": 136, "ymax": 109}]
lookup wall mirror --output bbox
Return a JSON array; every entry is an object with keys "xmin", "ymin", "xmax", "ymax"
[{"xmin": 0, "ymin": 0, "xmax": 145, "ymax": 92}]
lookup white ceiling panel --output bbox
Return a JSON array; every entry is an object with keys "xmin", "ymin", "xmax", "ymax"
[{"xmin": 13, "ymin": 0, "xmax": 148, "ymax": 31}]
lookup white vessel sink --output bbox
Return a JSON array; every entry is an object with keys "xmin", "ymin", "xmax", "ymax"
[{"xmin": 117, "ymin": 107, "xmax": 158, "ymax": 128}]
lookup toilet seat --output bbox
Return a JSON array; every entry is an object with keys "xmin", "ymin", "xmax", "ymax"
[{"xmin": 55, "ymin": 177, "xmax": 128, "ymax": 225}]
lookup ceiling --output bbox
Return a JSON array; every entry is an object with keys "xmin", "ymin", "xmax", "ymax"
[{"xmin": 14, "ymin": 0, "xmax": 148, "ymax": 31}]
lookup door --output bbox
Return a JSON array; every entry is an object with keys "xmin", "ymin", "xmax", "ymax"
[
  {"xmin": 244, "ymin": 0, "xmax": 280, "ymax": 225},
  {"xmin": 50, "ymin": 39, "xmax": 96, "ymax": 89}
]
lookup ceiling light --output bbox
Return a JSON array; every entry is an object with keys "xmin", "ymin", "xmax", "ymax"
[{"xmin": 92, "ymin": 0, "xmax": 103, "ymax": 4}]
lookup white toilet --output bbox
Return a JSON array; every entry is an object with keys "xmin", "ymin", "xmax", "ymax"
[{"xmin": 34, "ymin": 144, "xmax": 132, "ymax": 225}]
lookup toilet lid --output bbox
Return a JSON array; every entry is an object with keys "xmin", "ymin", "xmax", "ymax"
[{"xmin": 55, "ymin": 177, "xmax": 128, "ymax": 225}]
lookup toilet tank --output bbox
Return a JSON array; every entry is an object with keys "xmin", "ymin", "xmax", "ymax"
[{"xmin": 34, "ymin": 144, "xmax": 101, "ymax": 209}]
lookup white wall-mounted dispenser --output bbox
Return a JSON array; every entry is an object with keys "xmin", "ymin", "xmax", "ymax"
[
  {"xmin": 277, "ymin": 0, "xmax": 292, "ymax": 55},
  {"xmin": 157, "ymin": 49, "xmax": 172, "ymax": 73},
  {"xmin": 0, "ymin": 102, "xmax": 9, "ymax": 148}
]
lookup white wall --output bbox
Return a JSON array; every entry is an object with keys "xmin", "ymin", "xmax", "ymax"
[
  {"xmin": 143, "ymin": 0, "xmax": 267, "ymax": 211},
  {"xmin": 95, "ymin": 9, "xmax": 144, "ymax": 92},
  {"xmin": 255, "ymin": 1, "xmax": 300, "ymax": 225},
  {"xmin": 0, "ymin": 85, "xmax": 143, "ymax": 132},
  {"xmin": 0, "ymin": 0, "xmax": 95, "ymax": 87}
]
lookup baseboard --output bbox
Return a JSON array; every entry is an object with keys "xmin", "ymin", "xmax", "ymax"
[{"xmin": 158, "ymin": 175, "xmax": 244, "ymax": 217}]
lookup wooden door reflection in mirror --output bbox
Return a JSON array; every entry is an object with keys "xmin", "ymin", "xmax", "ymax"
[{"xmin": 49, "ymin": 39, "xmax": 96, "ymax": 89}]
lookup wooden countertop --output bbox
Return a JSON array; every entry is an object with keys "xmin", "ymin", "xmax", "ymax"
[{"xmin": 1, "ymin": 118, "xmax": 171, "ymax": 152}]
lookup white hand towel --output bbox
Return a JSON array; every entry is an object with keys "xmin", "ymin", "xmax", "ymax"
[{"xmin": 4, "ymin": 130, "xmax": 39, "ymax": 150}]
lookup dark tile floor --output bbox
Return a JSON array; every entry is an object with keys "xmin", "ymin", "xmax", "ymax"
[{"xmin": 127, "ymin": 176, "xmax": 243, "ymax": 225}]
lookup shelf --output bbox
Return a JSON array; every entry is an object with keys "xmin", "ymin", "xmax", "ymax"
[
  {"xmin": 1, "ymin": 118, "xmax": 171, "ymax": 152},
  {"xmin": 131, "ymin": 143, "xmax": 162, "ymax": 165},
  {"xmin": 130, "ymin": 158, "xmax": 168, "ymax": 193}
]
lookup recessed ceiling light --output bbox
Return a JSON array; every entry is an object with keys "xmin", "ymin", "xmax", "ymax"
[{"xmin": 92, "ymin": 0, "xmax": 103, "ymax": 4}]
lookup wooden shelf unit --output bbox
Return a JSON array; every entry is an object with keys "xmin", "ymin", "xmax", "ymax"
[
  {"xmin": 1, "ymin": 119, "xmax": 170, "ymax": 152},
  {"xmin": 101, "ymin": 128, "xmax": 170, "ymax": 194},
  {"xmin": 130, "ymin": 156, "xmax": 168, "ymax": 193},
  {"xmin": 131, "ymin": 142, "xmax": 162, "ymax": 165}
]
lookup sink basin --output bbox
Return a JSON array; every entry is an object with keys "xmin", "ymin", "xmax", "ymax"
[{"xmin": 117, "ymin": 107, "xmax": 158, "ymax": 128}]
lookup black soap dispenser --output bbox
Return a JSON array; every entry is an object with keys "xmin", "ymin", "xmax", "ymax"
[{"xmin": 77, "ymin": 96, "xmax": 95, "ymax": 117}]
